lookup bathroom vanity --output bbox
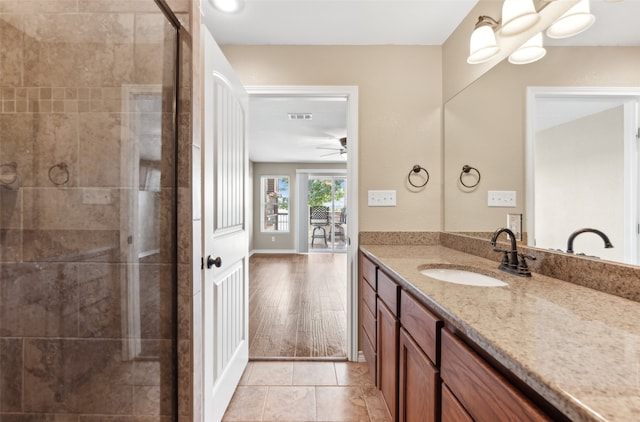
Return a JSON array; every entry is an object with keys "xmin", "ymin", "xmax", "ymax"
[{"xmin": 359, "ymin": 243, "xmax": 640, "ymax": 422}]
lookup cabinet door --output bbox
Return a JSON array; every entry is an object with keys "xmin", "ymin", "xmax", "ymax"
[
  {"xmin": 399, "ymin": 328, "xmax": 439, "ymax": 422},
  {"xmin": 441, "ymin": 330, "xmax": 551, "ymax": 422},
  {"xmin": 441, "ymin": 384, "xmax": 473, "ymax": 422},
  {"xmin": 377, "ymin": 298, "xmax": 399, "ymax": 422}
]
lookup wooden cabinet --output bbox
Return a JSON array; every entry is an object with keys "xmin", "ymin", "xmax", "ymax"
[
  {"xmin": 399, "ymin": 328, "xmax": 439, "ymax": 422},
  {"xmin": 398, "ymin": 291, "xmax": 442, "ymax": 422},
  {"xmin": 359, "ymin": 251, "xmax": 557, "ymax": 422},
  {"xmin": 441, "ymin": 329, "xmax": 551, "ymax": 422},
  {"xmin": 377, "ymin": 269, "xmax": 400, "ymax": 421},
  {"xmin": 360, "ymin": 254, "xmax": 377, "ymax": 382}
]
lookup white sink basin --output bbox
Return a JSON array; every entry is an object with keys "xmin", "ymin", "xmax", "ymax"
[{"xmin": 420, "ymin": 268, "xmax": 507, "ymax": 287}]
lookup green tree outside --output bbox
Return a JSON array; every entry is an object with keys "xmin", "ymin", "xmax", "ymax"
[{"xmin": 308, "ymin": 178, "xmax": 345, "ymax": 207}]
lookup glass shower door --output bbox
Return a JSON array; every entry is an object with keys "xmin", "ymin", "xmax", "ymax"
[{"xmin": 0, "ymin": 1, "xmax": 178, "ymax": 419}]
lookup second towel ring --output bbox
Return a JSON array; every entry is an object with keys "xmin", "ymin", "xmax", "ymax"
[
  {"xmin": 408, "ymin": 165, "xmax": 430, "ymax": 188},
  {"xmin": 459, "ymin": 164, "xmax": 481, "ymax": 188},
  {"xmin": 48, "ymin": 162, "xmax": 70, "ymax": 186}
]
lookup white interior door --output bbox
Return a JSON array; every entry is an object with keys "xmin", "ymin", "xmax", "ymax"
[{"xmin": 202, "ymin": 25, "xmax": 249, "ymax": 422}]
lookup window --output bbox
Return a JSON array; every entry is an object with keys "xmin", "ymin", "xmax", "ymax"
[{"xmin": 261, "ymin": 176, "xmax": 289, "ymax": 232}]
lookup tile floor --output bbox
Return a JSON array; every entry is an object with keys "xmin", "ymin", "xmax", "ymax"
[{"xmin": 222, "ymin": 361, "xmax": 391, "ymax": 422}]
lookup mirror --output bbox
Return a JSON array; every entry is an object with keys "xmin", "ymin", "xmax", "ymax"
[{"xmin": 444, "ymin": 8, "xmax": 640, "ymax": 266}]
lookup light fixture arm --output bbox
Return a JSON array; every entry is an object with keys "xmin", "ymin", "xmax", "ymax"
[{"xmin": 474, "ymin": 15, "xmax": 500, "ymax": 30}]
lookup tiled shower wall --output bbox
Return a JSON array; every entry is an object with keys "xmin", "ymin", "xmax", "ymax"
[{"xmin": 0, "ymin": 0, "xmax": 190, "ymax": 419}]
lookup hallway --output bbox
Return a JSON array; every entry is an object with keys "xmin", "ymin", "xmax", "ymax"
[
  {"xmin": 249, "ymin": 253, "xmax": 347, "ymax": 358},
  {"xmin": 222, "ymin": 361, "xmax": 390, "ymax": 421}
]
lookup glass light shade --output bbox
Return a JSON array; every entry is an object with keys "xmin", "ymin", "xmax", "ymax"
[
  {"xmin": 211, "ymin": 0, "xmax": 244, "ymax": 13},
  {"xmin": 467, "ymin": 25, "xmax": 500, "ymax": 64},
  {"xmin": 508, "ymin": 32, "xmax": 547, "ymax": 64},
  {"xmin": 501, "ymin": 0, "xmax": 540, "ymax": 35},
  {"xmin": 546, "ymin": 0, "xmax": 595, "ymax": 39}
]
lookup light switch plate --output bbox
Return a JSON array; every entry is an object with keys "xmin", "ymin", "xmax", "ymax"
[
  {"xmin": 368, "ymin": 190, "xmax": 397, "ymax": 207},
  {"xmin": 507, "ymin": 213, "xmax": 523, "ymax": 240},
  {"xmin": 488, "ymin": 190, "xmax": 516, "ymax": 207}
]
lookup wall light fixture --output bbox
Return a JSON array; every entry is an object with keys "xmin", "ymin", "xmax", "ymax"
[
  {"xmin": 468, "ymin": 0, "xmax": 597, "ymax": 65},
  {"xmin": 546, "ymin": 0, "xmax": 595, "ymax": 39},
  {"xmin": 467, "ymin": 16, "xmax": 501, "ymax": 64}
]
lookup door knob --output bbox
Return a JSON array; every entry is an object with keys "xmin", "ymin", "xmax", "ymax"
[{"xmin": 207, "ymin": 255, "xmax": 222, "ymax": 269}]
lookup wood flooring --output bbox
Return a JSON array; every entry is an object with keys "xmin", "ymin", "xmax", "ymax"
[{"xmin": 249, "ymin": 253, "xmax": 347, "ymax": 359}]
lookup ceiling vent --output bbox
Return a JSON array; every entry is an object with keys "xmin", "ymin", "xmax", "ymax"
[{"xmin": 288, "ymin": 113, "xmax": 312, "ymax": 121}]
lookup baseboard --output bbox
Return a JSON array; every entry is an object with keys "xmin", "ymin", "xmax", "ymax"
[{"xmin": 251, "ymin": 249, "xmax": 297, "ymax": 255}]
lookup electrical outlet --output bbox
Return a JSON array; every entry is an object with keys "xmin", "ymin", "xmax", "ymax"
[
  {"xmin": 507, "ymin": 213, "xmax": 522, "ymax": 240},
  {"xmin": 488, "ymin": 190, "xmax": 516, "ymax": 207},
  {"xmin": 368, "ymin": 190, "xmax": 397, "ymax": 207}
]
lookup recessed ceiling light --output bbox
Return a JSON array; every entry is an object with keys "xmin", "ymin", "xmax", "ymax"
[{"xmin": 210, "ymin": 0, "xmax": 244, "ymax": 14}]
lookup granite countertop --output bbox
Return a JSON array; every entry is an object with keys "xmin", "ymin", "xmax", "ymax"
[{"xmin": 360, "ymin": 244, "xmax": 640, "ymax": 422}]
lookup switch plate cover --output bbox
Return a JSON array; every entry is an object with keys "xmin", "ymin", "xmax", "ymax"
[
  {"xmin": 488, "ymin": 190, "xmax": 516, "ymax": 207},
  {"xmin": 368, "ymin": 190, "xmax": 397, "ymax": 207}
]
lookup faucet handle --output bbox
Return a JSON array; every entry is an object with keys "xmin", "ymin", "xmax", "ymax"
[{"xmin": 517, "ymin": 253, "xmax": 536, "ymax": 276}]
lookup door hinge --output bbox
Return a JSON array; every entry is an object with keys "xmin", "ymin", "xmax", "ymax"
[
  {"xmin": 201, "ymin": 257, "xmax": 204, "ymax": 270},
  {"xmin": 127, "ymin": 235, "xmax": 133, "ymax": 245},
  {"xmin": 636, "ymin": 128, "xmax": 640, "ymax": 139}
]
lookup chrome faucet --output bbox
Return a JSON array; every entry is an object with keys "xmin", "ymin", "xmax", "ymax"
[
  {"xmin": 566, "ymin": 228, "xmax": 613, "ymax": 254},
  {"xmin": 490, "ymin": 228, "xmax": 535, "ymax": 277}
]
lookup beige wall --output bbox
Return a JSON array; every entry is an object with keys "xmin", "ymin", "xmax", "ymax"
[
  {"xmin": 221, "ymin": 45, "xmax": 443, "ymax": 233},
  {"xmin": 252, "ymin": 162, "xmax": 346, "ymax": 251},
  {"xmin": 444, "ymin": 46, "xmax": 640, "ymax": 233}
]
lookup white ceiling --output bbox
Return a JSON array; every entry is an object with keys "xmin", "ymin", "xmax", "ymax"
[{"xmin": 202, "ymin": 0, "xmax": 640, "ymax": 163}]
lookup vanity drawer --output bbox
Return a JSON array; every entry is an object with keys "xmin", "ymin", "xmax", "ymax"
[
  {"xmin": 360, "ymin": 254, "xmax": 377, "ymax": 289},
  {"xmin": 362, "ymin": 304, "xmax": 376, "ymax": 351},
  {"xmin": 441, "ymin": 384, "xmax": 473, "ymax": 422},
  {"xmin": 400, "ymin": 291, "xmax": 442, "ymax": 365},
  {"xmin": 377, "ymin": 269, "xmax": 399, "ymax": 316},
  {"xmin": 362, "ymin": 277, "xmax": 377, "ymax": 316},
  {"xmin": 441, "ymin": 329, "xmax": 550, "ymax": 422}
]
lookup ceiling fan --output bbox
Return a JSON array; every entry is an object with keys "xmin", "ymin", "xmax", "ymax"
[{"xmin": 316, "ymin": 137, "xmax": 347, "ymax": 157}]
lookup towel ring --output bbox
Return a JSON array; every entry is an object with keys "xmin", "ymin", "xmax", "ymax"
[
  {"xmin": 408, "ymin": 165, "xmax": 429, "ymax": 188},
  {"xmin": 0, "ymin": 162, "xmax": 18, "ymax": 185},
  {"xmin": 48, "ymin": 162, "xmax": 70, "ymax": 186},
  {"xmin": 459, "ymin": 164, "xmax": 481, "ymax": 188}
]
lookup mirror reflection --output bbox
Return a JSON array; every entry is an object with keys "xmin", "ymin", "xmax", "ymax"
[{"xmin": 444, "ymin": 8, "xmax": 640, "ymax": 266}]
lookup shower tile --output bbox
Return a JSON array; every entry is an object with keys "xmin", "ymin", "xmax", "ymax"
[
  {"xmin": 24, "ymin": 339, "xmax": 134, "ymax": 414},
  {"xmin": 0, "ymin": 187, "xmax": 22, "ymax": 229},
  {"xmin": 78, "ymin": 113, "xmax": 122, "ymax": 187},
  {"xmin": 138, "ymin": 263, "xmax": 174, "ymax": 340},
  {"xmin": 77, "ymin": 263, "xmax": 123, "ymax": 339},
  {"xmin": 0, "ymin": 229, "xmax": 22, "ymax": 262},
  {"xmin": 0, "ymin": 262, "xmax": 79, "ymax": 337},
  {"xmin": 0, "ymin": 338, "xmax": 23, "ymax": 412},
  {"xmin": 22, "ymin": 189, "xmax": 119, "ymax": 231},
  {"xmin": 0, "ymin": 14, "xmax": 24, "ymax": 87},
  {"xmin": 32, "ymin": 113, "xmax": 79, "ymax": 187},
  {"xmin": 22, "ymin": 229, "xmax": 120, "ymax": 263},
  {"xmin": 0, "ymin": 114, "xmax": 35, "ymax": 186},
  {"xmin": 23, "ymin": 32, "xmax": 135, "ymax": 88},
  {"xmin": 78, "ymin": 0, "xmax": 161, "ymax": 13},
  {"xmin": 0, "ymin": 1, "xmax": 78, "ymax": 13}
]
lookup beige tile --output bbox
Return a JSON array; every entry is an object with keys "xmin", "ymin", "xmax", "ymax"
[
  {"xmin": 262, "ymin": 386, "xmax": 315, "ymax": 421},
  {"xmin": 335, "ymin": 362, "xmax": 375, "ymax": 386},
  {"xmin": 362, "ymin": 385, "xmax": 392, "ymax": 422},
  {"xmin": 222, "ymin": 386, "xmax": 267, "ymax": 421},
  {"xmin": 292, "ymin": 362, "xmax": 337, "ymax": 386},
  {"xmin": 246, "ymin": 361, "xmax": 294, "ymax": 386},
  {"xmin": 238, "ymin": 362, "xmax": 254, "ymax": 386},
  {"xmin": 316, "ymin": 386, "xmax": 370, "ymax": 422}
]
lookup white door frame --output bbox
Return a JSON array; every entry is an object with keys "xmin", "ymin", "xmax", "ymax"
[
  {"xmin": 526, "ymin": 86, "xmax": 640, "ymax": 264},
  {"xmin": 246, "ymin": 85, "xmax": 359, "ymax": 361}
]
